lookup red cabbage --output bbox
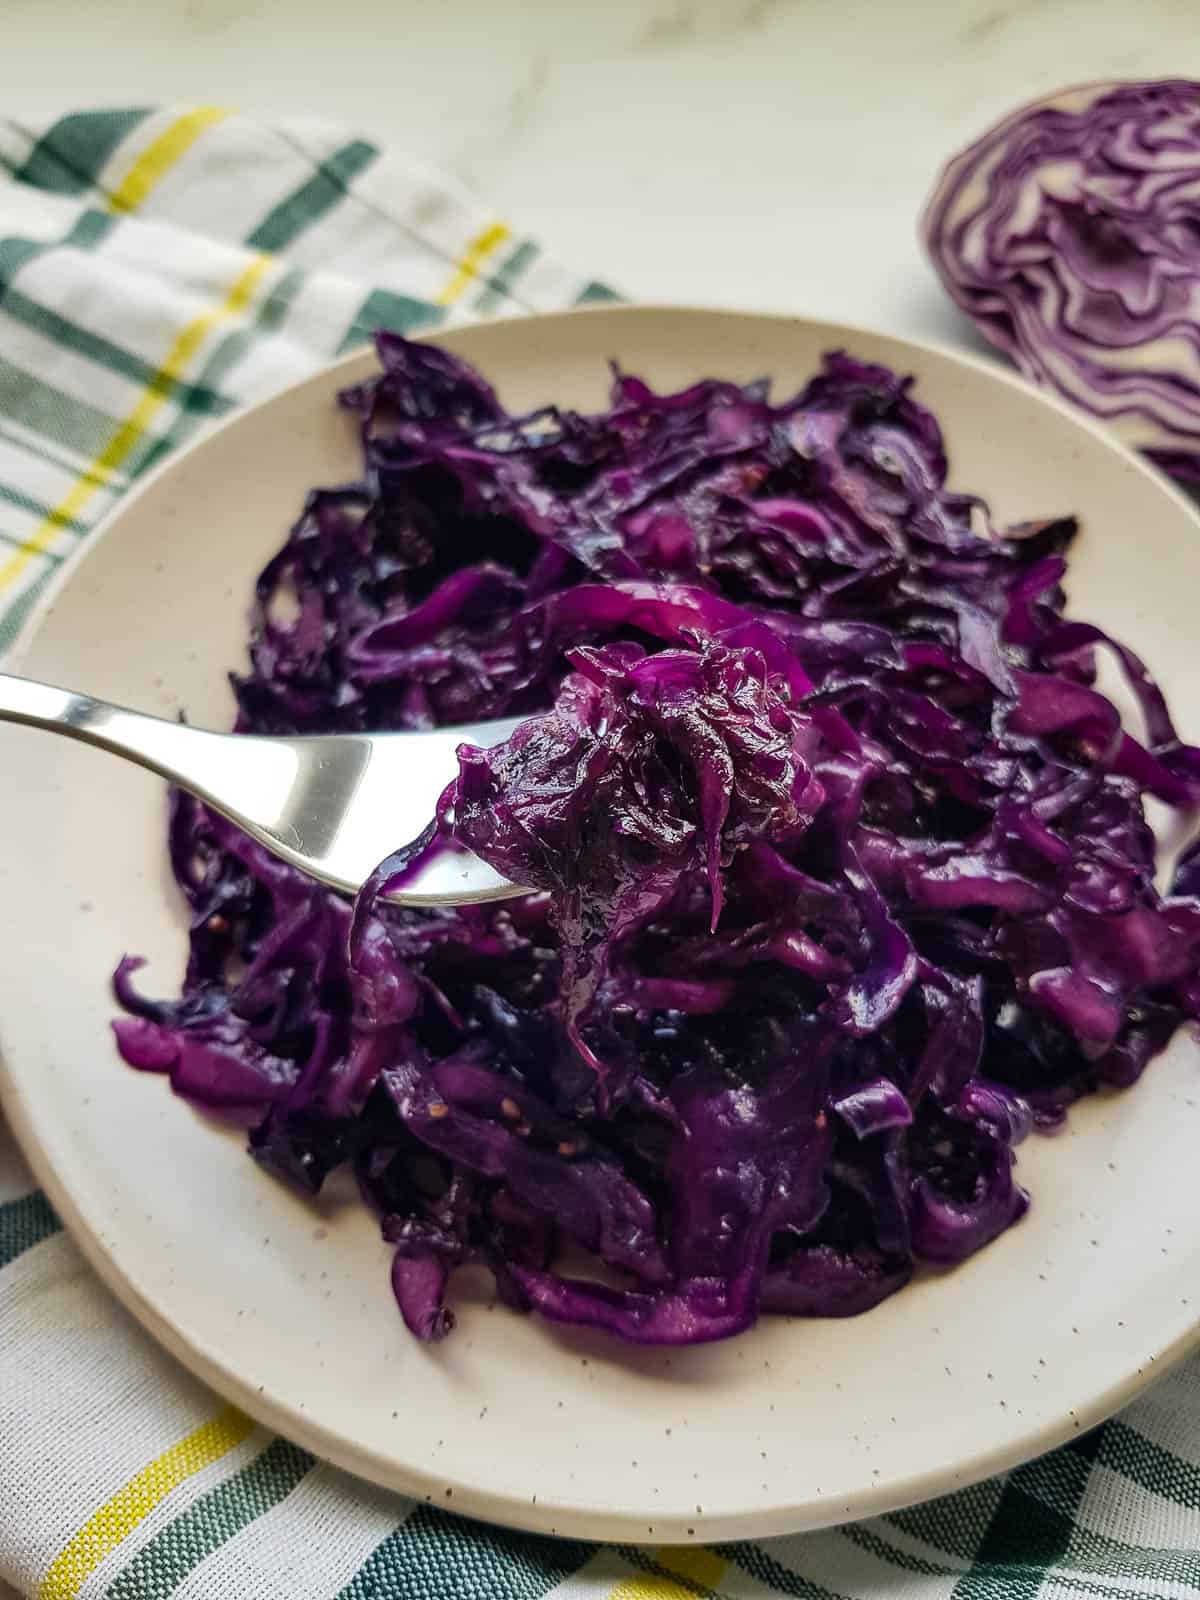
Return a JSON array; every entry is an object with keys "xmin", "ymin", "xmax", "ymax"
[
  {"xmin": 114, "ymin": 332, "xmax": 1200, "ymax": 1346},
  {"xmin": 923, "ymin": 79, "xmax": 1200, "ymax": 479}
]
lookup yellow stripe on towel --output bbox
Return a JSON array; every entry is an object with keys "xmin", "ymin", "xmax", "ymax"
[
  {"xmin": 0, "ymin": 251, "xmax": 272, "ymax": 592},
  {"xmin": 608, "ymin": 1545, "xmax": 729, "ymax": 1598},
  {"xmin": 107, "ymin": 106, "xmax": 230, "ymax": 215},
  {"xmin": 435, "ymin": 221, "xmax": 510, "ymax": 305},
  {"xmin": 38, "ymin": 1405, "xmax": 254, "ymax": 1600}
]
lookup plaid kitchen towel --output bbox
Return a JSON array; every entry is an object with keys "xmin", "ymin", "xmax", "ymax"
[{"xmin": 3, "ymin": 106, "xmax": 1200, "ymax": 1600}]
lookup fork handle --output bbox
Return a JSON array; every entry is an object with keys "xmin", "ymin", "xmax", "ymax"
[
  {"xmin": 0, "ymin": 670, "xmax": 220, "ymax": 780},
  {"xmin": 0, "ymin": 670, "xmax": 297, "ymax": 825}
]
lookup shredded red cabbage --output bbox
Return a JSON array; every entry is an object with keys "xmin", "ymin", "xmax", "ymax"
[{"xmin": 113, "ymin": 332, "xmax": 1200, "ymax": 1346}]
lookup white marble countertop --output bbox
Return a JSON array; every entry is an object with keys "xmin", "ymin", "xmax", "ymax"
[
  {"xmin": 7, "ymin": 0, "xmax": 1200, "ymax": 346},
  {"xmin": 2, "ymin": 6, "xmax": 1200, "ymax": 1596}
]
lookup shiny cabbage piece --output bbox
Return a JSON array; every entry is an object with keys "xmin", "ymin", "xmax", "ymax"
[
  {"xmin": 113, "ymin": 331, "xmax": 1200, "ymax": 1346},
  {"xmin": 451, "ymin": 638, "xmax": 823, "ymax": 1073},
  {"xmin": 511, "ymin": 1055, "xmax": 833, "ymax": 1344},
  {"xmin": 923, "ymin": 79, "xmax": 1200, "ymax": 478}
]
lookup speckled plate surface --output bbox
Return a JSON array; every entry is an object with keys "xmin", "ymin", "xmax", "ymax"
[{"xmin": 3, "ymin": 306, "xmax": 1200, "ymax": 1543}]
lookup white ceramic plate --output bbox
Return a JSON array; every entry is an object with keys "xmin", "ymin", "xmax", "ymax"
[{"xmin": 4, "ymin": 306, "xmax": 1200, "ymax": 1544}]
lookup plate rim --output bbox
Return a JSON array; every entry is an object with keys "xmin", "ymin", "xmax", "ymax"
[{"xmin": 4, "ymin": 301, "xmax": 1200, "ymax": 1543}]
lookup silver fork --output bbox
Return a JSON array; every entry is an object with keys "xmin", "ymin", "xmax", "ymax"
[{"xmin": 0, "ymin": 671, "xmax": 527, "ymax": 905}]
